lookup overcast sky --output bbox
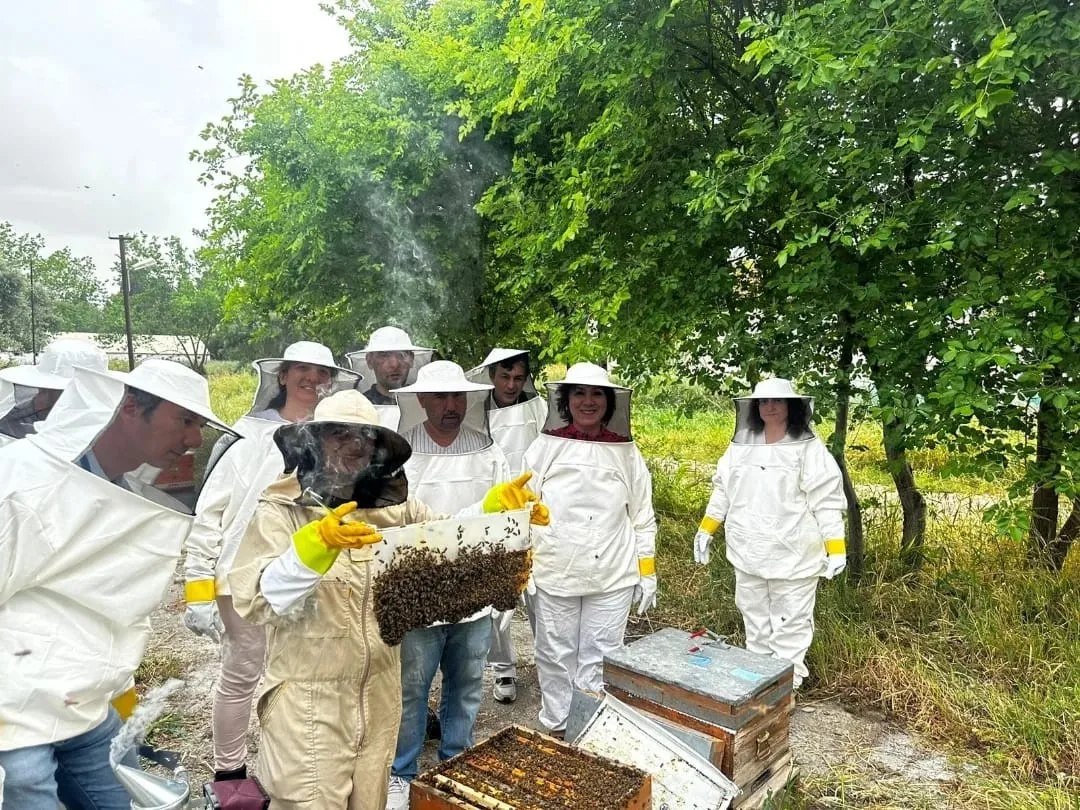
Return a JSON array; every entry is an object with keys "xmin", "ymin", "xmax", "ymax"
[{"xmin": 0, "ymin": 0, "xmax": 350, "ymax": 287}]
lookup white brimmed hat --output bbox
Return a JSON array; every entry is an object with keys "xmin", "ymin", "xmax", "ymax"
[
  {"xmin": 97, "ymin": 359, "xmax": 233, "ymax": 432},
  {"xmin": 393, "ymin": 361, "xmax": 493, "ymax": 394},
  {"xmin": 738, "ymin": 377, "xmax": 809, "ymax": 400},
  {"xmin": 358, "ymin": 326, "xmax": 430, "ymax": 354},
  {"xmin": 553, "ymin": 362, "xmax": 630, "ymax": 391},
  {"xmin": 0, "ymin": 339, "xmax": 108, "ymax": 390},
  {"xmin": 253, "ymin": 341, "xmax": 359, "ymax": 383}
]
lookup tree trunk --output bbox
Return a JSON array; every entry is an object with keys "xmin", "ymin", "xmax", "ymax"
[
  {"xmin": 1048, "ymin": 497, "xmax": 1080, "ymax": 571},
  {"xmin": 1028, "ymin": 397, "xmax": 1061, "ymax": 566},
  {"xmin": 882, "ymin": 415, "xmax": 927, "ymax": 569},
  {"xmin": 829, "ymin": 323, "xmax": 864, "ymax": 579}
]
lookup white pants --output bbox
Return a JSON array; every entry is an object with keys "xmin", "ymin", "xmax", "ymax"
[
  {"xmin": 734, "ymin": 570, "xmax": 818, "ymax": 688},
  {"xmin": 532, "ymin": 586, "xmax": 634, "ymax": 732},
  {"xmin": 487, "ymin": 594, "xmax": 537, "ymax": 678}
]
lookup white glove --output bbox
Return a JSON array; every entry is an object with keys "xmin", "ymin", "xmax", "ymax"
[
  {"xmin": 824, "ymin": 554, "xmax": 847, "ymax": 580},
  {"xmin": 184, "ymin": 601, "xmax": 224, "ymax": 643},
  {"xmin": 634, "ymin": 575, "xmax": 658, "ymax": 615},
  {"xmin": 525, "ymin": 574, "xmax": 537, "ymax": 597},
  {"xmin": 693, "ymin": 529, "xmax": 713, "ymax": 565}
]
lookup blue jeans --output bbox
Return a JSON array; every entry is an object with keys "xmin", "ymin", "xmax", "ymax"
[
  {"xmin": 0, "ymin": 708, "xmax": 138, "ymax": 810},
  {"xmin": 392, "ymin": 617, "xmax": 492, "ymax": 781}
]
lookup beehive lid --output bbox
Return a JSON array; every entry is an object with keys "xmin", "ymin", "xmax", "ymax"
[
  {"xmin": 574, "ymin": 695, "xmax": 739, "ymax": 810},
  {"xmin": 604, "ymin": 628, "xmax": 793, "ymax": 727}
]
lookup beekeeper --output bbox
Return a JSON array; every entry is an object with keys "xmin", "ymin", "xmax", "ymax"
[
  {"xmin": 181, "ymin": 341, "xmax": 359, "ymax": 782},
  {"xmin": 466, "ymin": 349, "xmax": 547, "ymax": 704},
  {"xmin": 228, "ymin": 390, "xmax": 543, "ymax": 810},
  {"xmin": 0, "ymin": 359, "xmax": 234, "ymax": 809},
  {"xmin": 386, "ymin": 361, "xmax": 514, "ymax": 810},
  {"xmin": 693, "ymin": 377, "xmax": 847, "ymax": 688},
  {"xmin": 523, "ymin": 362, "xmax": 657, "ymax": 736},
  {"xmin": 0, "ymin": 337, "xmax": 109, "ymax": 444},
  {"xmin": 346, "ymin": 327, "xmax": 433, "ymax": 429}
]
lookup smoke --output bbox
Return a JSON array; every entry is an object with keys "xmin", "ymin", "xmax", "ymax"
[
  {"xmin": 109, "ymin": 678, "xmax": 185, "ymax": 768},
  {"xmin": 359, "ymin": 117, "xmax": 508, "ymax": 344}
]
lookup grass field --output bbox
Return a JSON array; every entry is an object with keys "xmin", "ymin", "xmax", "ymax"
[{"xmin": 204, "ymin": 368, "xmax": 1078, "ymax": 807}]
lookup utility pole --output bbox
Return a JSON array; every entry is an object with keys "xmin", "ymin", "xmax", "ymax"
[
  {"xmin": 109, "ymin": 234, "xmax": 136, "ymax": 371},
  {"xmin": 28, "ymin": 257, "xmax": 37, "ymax": 363}
]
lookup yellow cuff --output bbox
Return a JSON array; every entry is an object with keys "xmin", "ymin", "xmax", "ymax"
[
  {"xmin": 185, "ymin": 579, "xmax": 216, "ymax": 604},
  {"xmin": 111, "ymin": 688, "xmax": 138, "ymax": 721},
  {"xmin": 638, "ymin": 557, "xmax": 656, "ymax": 577},
  {"xmin": 699, "ymin": 516, "xmax": 721, "ymax": 535},
  {"xmin": 824, "ymin": 538, "xmax": 846, "ymax": 556},
  {"xmin": 482, "ymin": 485, "xmax": 504, "ymax": 514},
  {"xmin": 293, "ymin": 521, "xmax": 340, "ymax": 575}
]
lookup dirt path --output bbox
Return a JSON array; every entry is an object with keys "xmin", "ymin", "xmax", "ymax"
[{"xmin": 141, "ymin": 569, "xmax": 961, "ymax": 807}]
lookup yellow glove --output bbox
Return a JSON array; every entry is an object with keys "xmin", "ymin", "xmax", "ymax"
[
  {"xmin": 293, "ymin": 502, "xmax": 383, "ymax": 575},
  {"xmin": 483, "ymin": 472, "xmax": 550, "ymax": 526}
]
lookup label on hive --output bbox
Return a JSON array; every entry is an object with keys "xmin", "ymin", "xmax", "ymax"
[{"xmin": 604, "ymin": 627, "xmax": 793, "ymax": 730}]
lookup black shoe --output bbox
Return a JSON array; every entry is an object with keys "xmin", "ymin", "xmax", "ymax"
[
  {"xmin": 213, "ymin": 764, "xmax": 247, "ymax": 781},
  {"xmin": 425, "ymin": 708, "xmax": 442, "ymax": 741}
]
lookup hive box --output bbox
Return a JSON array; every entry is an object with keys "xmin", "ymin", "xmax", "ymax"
[
  {"xmin": 603, "ymin": 628, "xmax": 795, "ymax": 807},
  {"xmin": 411, "ymin": 725, "xmax": 651, "ymax": 810}
]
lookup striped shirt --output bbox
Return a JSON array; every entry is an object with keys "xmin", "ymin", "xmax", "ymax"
[{"xmin": 400, "ymin": 423, "xmax": 491, "ymax": 455}]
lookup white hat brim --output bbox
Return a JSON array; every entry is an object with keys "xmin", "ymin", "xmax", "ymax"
[
  {"xmin": 392, "ymin": 377, "xmax": 493, "ymax": 394},
  {"xmin": 253, "ymin": 357, "xmax": 361, "ymax": 384},
  {"xmin": 0, "ymin": 364, "xmax": 71, "ymax": 391},
  {"xmin": 79, "ymin": 366, "xmax": 236, "ymax": 434}
]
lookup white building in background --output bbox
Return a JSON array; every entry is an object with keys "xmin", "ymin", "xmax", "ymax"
[{"xmin": 2, "ymin": 333, "xmax": 210, "ymax": 367}]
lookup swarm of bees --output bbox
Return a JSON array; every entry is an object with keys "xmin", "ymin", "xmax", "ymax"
[{"xmin": 373, "ymin": 543, "xmax": 532, "ymax": 646}]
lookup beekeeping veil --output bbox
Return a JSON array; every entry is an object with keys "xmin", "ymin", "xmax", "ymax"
[
  {"xmin": 21, "ymin": 359, "xmax": 239, "ymax": 514},
  {"xmin": 273, "ymin": 389, "xmax": 412, "ymax": 509},
  {"xmin": 204, "ymin": 341, "xmax": 362, "ymax": 473},
  {"xmin": 393, "ymin": 360, "xmax": 494, "ymax": 454},
  {"xmin": 346, "ymin": 327, "xmax": 432, "ymax": 393},
  {"xmin": 543, "ymin": 362, "xmax": 633, "ymax": 442},
  {"xmin": 732, "ymin": 377, "xmax": 816, "ymax": 445},
  {"xmin": 250, "ymin": 340, "xmax": 360, "ymax": 416},
  {"xmin": 466, "ymin": 348, "xmax": 546, "ymax": 474},
  {"xmin": 0, "ymin": 338, "xmax": 109, "ymax": 444}
]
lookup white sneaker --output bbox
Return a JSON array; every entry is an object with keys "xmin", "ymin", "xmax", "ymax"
[
  {"xmin": 386, "ymin": 775, "xmax": 410, "ymax": 810},
  {"xmin": 493, "ymin": 676, "xmax": 517, "ymax": 704}
]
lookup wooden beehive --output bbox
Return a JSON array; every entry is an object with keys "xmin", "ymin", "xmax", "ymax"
[
  {"xmin": 603, "ymin": 628, "xmax": 795, "ymax": 807},
  {"xmin": 411, "ymin": 725, "xmax": 651, "ymax": 810}
]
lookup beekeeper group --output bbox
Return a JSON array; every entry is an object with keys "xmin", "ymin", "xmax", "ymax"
[{"xmin": 0, "ymin": 330, "xmax": 846, "ymax": 810}]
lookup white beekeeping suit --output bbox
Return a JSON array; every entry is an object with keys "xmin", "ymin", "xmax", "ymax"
[
  {"xmin": 0, "ymin": 360, "xmax": 233, "ymax": 801},
  {"xmin": 181, "ymin": 341, "xmax": 359, "ymax": 779},
  {"xmin": 693, "ymin": 377, "xmax": 847, "ymax": 688},
  {"xmin": 523, "ymin": 362, "xmax": 657, "ymax": 733},
  {"xmin": 465, "ymin": 348, "xmax": 546, "ymax": 703},
  {"xmin": 346, "ymin": 327, "xmax": 433, "ymax": 430},
  {"xmin": 0, "ymin": 338, "xmax": 109, "ymax": 446}
]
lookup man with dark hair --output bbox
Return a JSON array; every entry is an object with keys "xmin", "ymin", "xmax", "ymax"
[
  {"xmin": 0, "ymin": 359, "xmax": 234, "ymax": 809},
  {"xmin": 346, "ymin": 327, "xmax": 433, "ymax": 429}
]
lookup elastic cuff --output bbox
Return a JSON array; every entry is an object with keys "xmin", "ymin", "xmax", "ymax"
[
  {"xmin": 699, "ymin": 516, "xmax": 721, "ymax": 535},
  {"xmin": 111, "ymin": 688, "xmax": 138, "ymax": 721},
  {"xmin": 638, "ymin": 556, "xmax": 656, "ymax": 577},
  {"xmin": 293, "ymin": 522, "xmax": 339, "ymax": 575},
  {"xmin": 824, "ymin": 538, "xmax": 846, "ymax": 556},
  {"xmin": 185, "ymin": 579, "xmax": 216, "ymax": 603}
]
